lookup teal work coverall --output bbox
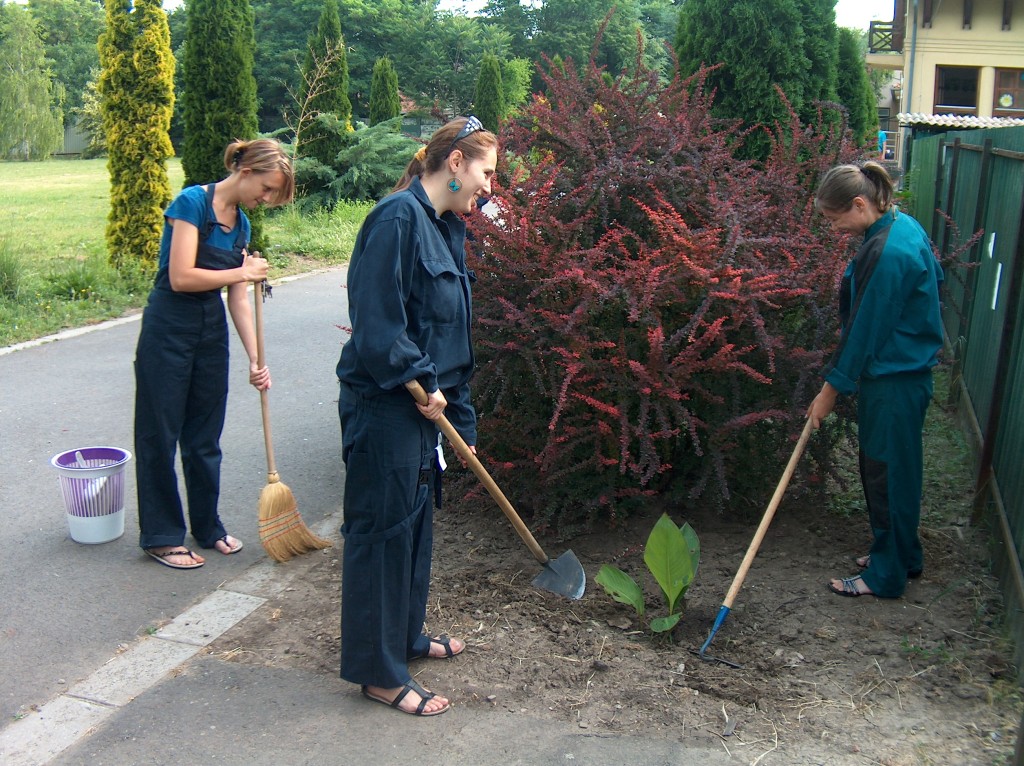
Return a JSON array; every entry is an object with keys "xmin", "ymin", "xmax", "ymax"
[{"xmin": 822, "ymin": 208, "xmax": 943, "ymax": 597}]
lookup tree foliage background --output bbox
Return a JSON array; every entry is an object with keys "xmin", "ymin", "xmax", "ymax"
[
  {"xmin": 675, "ymin": 0, "xmax": 812, "ymax": 160},
  {"xmin": 475, "ymin": 52, "xmax": 506, "ymax": 132},
  {"xmin": 29, "ymin": 0, "xmax": 104, "ymax": 123},
  {"xmin": 369, "ymin": 56, "xmax": 400, "ymax": 126},
  {"xmin": 0, "ymin": 3, "xmax": 64, "ymax": 160},
  {"xmin": 180, "ymin": 0, "xmax": 258, "ymax": 187},
  {"xmin": 180, "ymin": 0, "xmax": 266, "ymax": 249},
  {"xmin": 18, "ymin": 0, "xmax": 881, "ymax": 159},
  {"xmin": 299, "ymin": 0, "xmax": 351, "ymax": 167},
  {"xmin": 836, "ymin": 26, "xmax": 878, "ymax": 146}
]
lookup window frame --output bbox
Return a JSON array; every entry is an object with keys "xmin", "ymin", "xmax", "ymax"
[
  {"xmin": 934, "ymin": 65, "xmax": 980, "ymax": 116},
  {"xmin": 993, "ymin": 68, "xmax": 1024, "ymax": 118}
]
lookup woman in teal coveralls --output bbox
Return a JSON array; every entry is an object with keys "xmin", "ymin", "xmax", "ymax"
[
  {"xmin": 336, "ymin": 117, "xmax": 497, "ymax": 716},
  {"xmin": 808, "ymin": 162, "xmax": 943, "ymax": 599},
  {"xmin": 135, "ymin": 139, "xmax": 294, "ymax": 570}
]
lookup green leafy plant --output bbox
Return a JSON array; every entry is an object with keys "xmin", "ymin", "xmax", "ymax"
[{"xmin": 595, "ymin": 513, "xmax": 700, "ymax": 633}]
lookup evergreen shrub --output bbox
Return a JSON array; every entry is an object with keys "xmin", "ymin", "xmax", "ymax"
[
  {"xmin": 465, "ymin": 55, "xmax": 859, "ymax": 534},
  {"xmin": 292, "ymin": 117, "xmax": 420, "ymax": 207}
]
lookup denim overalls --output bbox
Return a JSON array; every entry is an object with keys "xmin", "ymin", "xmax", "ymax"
[{"xmin": 134, "ymin": 185, "xmax": 248, "ymax": 550}]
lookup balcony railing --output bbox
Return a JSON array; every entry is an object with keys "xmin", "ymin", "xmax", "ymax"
[{"xmin": 868, "ymin": 21, "xmax": 905, "ymax": 54}]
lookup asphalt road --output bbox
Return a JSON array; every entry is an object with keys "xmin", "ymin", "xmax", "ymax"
[{"xmin": 0, "ymin": 267, "xmax": 349, "ymax": 724}]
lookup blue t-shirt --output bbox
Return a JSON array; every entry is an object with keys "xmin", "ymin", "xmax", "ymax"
[{"xmin": 157, "ymin": 185, "xmax": 251, "ymax": 271}]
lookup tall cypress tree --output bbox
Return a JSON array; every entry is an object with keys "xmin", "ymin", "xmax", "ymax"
[
  {"xmin": 474, "ymin": 53, "xmax": 506, "ymax": 134},
  {"xmin": 797, "ymin": 0, "xmax": 839, "ymax": 121},
  {"xmin": 836, "ymin": 27, "xmax": 874, "ymax": 146},
  {"xmin": 180, "ymin": 0, "xmax": 263, "ymax": 245},
  {"xmin": 98, "ymin": 0, "xmax": 174, "ymax": 269},
  {"xmin": 675, "ymin": 0, "xmax": 808, "ymax": 160},
  {"xmin": 300, "ymin": 0, "xmax": 350, "ymax": 166},
  {"xmin": 368, "ymin": 56, "xmax": 400, "ymax": 127},
  {"xmin": 180, "ymin": 0, "xmax": 258, "ymax": 187}
]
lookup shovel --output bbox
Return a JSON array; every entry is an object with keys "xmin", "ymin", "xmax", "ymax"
[
  {"xmin": 405, "ymin": 380, "xmax": 586, "ymax": 600},
  {"xmin": 696, "ymin": 417, "xmax": 814, "ymax": 667}
]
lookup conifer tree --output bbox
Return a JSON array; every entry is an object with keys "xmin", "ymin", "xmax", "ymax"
[
  {"xmin": 675, "ymin": 0, "xmax": 808, "ymax": 160},
  {"xmin": 369, "ymin": 56, "xmax": 400, "ymax": 126},
  {"xmin": 97, "ymin": 0, "xmax": 174, "ymax": 269},
  {"xmin": 836, "ymin": 27, "xmax": 874, "ymax": 146},
  {"xmin": 300, "ymin": 0, "xmax": 351, "ymax": 167},
  {"xmin": 797, "ymin": 0, "xmax": 839, "ymax": 122},
  {"xmin": 180, "ymin": 0, "xmax": 263, "ymax": 246},
  {"xmin": 180, "ymin": 0, "xmax": 258, "ymax": 187},
  {"xmin": 474, "ymin": 53, "xmax": 506, "ymax": 133}
]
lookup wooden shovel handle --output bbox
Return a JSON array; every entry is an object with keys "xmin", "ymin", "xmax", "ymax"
[
  {"xmin": 405, "ymin": 380, "xmax": 550, "ymax": 565},
  {"xmin": 721, "ymin": 417, "xmax": 814, "ymax": 609},
  {"xmin": 253, "ymin": 283, "xmax": 277, "ymax": 478}
]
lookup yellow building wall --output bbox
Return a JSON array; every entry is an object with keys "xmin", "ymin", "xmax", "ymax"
[{"xmin": 905, "ymin": 2, "xmax": 1024, "ymax": 117}]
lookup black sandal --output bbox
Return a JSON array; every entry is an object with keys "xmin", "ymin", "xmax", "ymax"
[{"xmin": 361, "ymin": 679, "xmax": 450, "ymax": 716}]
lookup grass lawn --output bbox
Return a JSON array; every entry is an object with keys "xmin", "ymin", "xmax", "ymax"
[
  {"xmin": 0, "ymin": 158, "xmax": 184, "ymax": 265},
  {"xmin": 0, "ymin": 157, "xmax": 368, "ymax": 346}
]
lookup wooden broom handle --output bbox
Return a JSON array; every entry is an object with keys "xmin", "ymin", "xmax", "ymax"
[
  {"xmin": 721, "ymin": 417, "xmax": 814, "ymax": 609},
  {"xmin": 253, "ymin": 282, "xmax": 278, "ymax": 478},
  {"xmin": 405, "ymin": 380, "xmax": 550, "ymax": 565}
]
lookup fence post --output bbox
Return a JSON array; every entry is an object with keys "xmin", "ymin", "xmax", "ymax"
[
  {"xmin": 931, "ymin": 138, "xmax": 946, "ymax": 240},
  {"xmin": 957, "ymin": 139, "xmax": 994, "ymax": 343},
  {"xmin": 940, "ymin": 138, "xmax": 962, "ymax": 258}
]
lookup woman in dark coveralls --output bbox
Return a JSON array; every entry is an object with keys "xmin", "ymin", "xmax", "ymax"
[
  {"xmin": 336, "ymin": 117, "xmax": 497, "ymax": 716},
  {"xmin": 135, "ymin": 139, "xmax": 294, "ymax": 570},
  {"xmin": 808, "ymin": 162, "xmax": 943, "ymax": 599}
]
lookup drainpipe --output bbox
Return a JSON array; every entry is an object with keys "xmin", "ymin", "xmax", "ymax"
[{"xmin": 901, "ymin": 0, "xmax": 919, "ymax": 174}]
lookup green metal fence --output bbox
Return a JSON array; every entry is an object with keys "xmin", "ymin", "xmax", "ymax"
[{"xmin": 909, "ymin": 126, "xmax": 1024, "ymax": 670}]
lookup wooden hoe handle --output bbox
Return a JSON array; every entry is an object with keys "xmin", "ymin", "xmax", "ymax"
[
  {"xmin": 405, "ymin": 380, "xmax": 550, "ymax": 565},
  {"xmin": 721, "ymin": 417, "xmax": 814, "ymax": 609}
]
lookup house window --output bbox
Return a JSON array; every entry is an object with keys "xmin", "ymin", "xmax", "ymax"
[
  {"xmin": 994, "ymin": 69, "xmax": 1024, "ymax": 118},
  {"xmin": 934, "ymin": 66, "xmax": 979, "ymax": 115}
]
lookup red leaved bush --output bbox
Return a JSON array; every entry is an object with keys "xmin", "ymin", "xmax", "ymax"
[{"xmin": 466, "ymin": 53, "xmax": 860, "ymax": 533}]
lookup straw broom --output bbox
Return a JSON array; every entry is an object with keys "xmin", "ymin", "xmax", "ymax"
[{"xmin": 253, "ymin": 280, "xmax": 332, "ymax": 562}]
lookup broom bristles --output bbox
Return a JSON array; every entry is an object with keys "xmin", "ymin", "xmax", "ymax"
[{"xmin": 258, "ymin": 475, "xmax": 332, "ymax": 562}]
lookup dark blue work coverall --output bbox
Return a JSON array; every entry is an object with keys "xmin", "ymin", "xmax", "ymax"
[
  {"xmin": 134, "ymin": 184, "xmax": 250, "ymax": 550},
  {"xmin": 336, "ymin": 176, "xmax": 477, "ymax": 688},
  {"xmin": 822, "ymin": 208, "xmax": 944, "ymax": 597}
]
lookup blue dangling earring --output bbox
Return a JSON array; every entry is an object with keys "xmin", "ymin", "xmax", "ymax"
[{"xmin": 447, "ymin": 177, "xmax": 462, "ymax": 193}]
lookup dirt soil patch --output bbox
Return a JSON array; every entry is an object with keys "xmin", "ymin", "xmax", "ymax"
[{"xmin": 209, "ymin": 411, "xmax": 1020, "ymax": 765}]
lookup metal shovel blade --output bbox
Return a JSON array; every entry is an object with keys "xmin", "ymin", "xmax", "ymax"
[{"xmin": 532, "ymin": 549, "xmax": 586, "ymax": 600}]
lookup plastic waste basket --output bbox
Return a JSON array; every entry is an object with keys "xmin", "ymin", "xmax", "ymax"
[{"xmin": 51, "ymin": 446, "xmax": 132, "ymax": 544}]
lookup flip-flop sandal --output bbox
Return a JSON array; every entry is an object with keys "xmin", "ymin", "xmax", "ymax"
[
  {"xmin": 828, "ymin": 575, "xmax": 876, "ymax": 598},
  {"xmin": 361, "ymin": 679, "xmax": 450, "ymax": 717},
  {"xmin": 854, "ymin": 554, "xmax": 923, "ymax": 579},
  {"xmin": 216, "ymin": 535, "xmax": 244, "ymax": 555},
  {"xmin": 145, "ymin": 548, "xmax": 204, "ymax": 570}
]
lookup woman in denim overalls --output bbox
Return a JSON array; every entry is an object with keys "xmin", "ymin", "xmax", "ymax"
[{"xmin": 134, "ymin": 140, "xmax": 294, "ymax": 570}]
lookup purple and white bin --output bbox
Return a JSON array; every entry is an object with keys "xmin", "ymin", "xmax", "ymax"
[{"xmin": 50, "ymin": 446, "xmax": 132, "ymax": 544}]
